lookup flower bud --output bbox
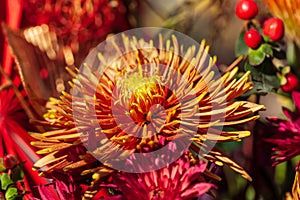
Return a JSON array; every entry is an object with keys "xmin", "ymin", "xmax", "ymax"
[{"xmin": 3, "ymin": 155, "xmax": 18, "ymax": 169}]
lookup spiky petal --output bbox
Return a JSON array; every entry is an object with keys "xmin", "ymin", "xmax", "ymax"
[{"xmin": 286, "ymin": 170, "xmax": 300, "ymax": 200}]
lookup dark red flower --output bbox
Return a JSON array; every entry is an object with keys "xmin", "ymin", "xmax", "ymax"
[
  {"xmin": 267, "ymin": 91, "xmax": 300, "ymax": 167},
  {"xmin": 30, "ymin": 171, "xmax": 82, "ymax": 200}
]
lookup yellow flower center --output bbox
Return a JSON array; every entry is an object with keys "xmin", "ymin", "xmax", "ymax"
[{"xmin": 118, "ymin": 69, "xmax": 165, "ymax": 125}]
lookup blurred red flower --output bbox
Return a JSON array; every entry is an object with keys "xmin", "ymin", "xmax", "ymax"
[{"xmin": 22, "ymin": 0, "xmax": 130, "ymax": 45}]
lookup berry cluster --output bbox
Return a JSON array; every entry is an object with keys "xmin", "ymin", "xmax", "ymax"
[
  {"xmin": 236, "ymin": 0, "xmax": 284, "ymax": 49},
  {"xmin": 235, "ymin": 0, "xmax": 298, "ymax": 93}
]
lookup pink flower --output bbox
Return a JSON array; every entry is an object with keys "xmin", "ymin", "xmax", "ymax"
[
  {"xmin": 267, "ymin": 91, "xmax": 300, "ymax": 167},
  {"xmin": 108, "ymin": 155, "xmax": 215, "ymax": 200}
]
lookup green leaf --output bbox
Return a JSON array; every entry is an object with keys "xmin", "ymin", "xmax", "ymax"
[
  {"xmin": 261, "ymin": 43, "xmax": 273, "ymax": 57},
  {"xmin": 0, "ymin": 158, "xmax": 6, "ymax": 172},
  {"xmin": 5, "ymin": 187, "xmax": 18, "ymax": 200},
  {"xmin": 274, "ymin": 162, "xmax": 287, "ymax": 186},
  {"xmin": 279, "ymin": 74, "xmax": 287, "ymax": 85},
  {"xmin": 287, "ymin": 42, "xmax": 297, "ymax": 67},
  {"xmin": 249, "ymin": 47, "xmax": 266, "ymax": 66},
  {"xmin": 262, "ymin": 34, "xmax": 270, "ymax": 43},
  {"xmin": 281, "ymin": 66, "xmax": 291, "ymax": 75},
  {"xmin": 11, "ymin": 166, "xmax": 24, "ymax": 182},
  {"xmin": 245, "ymin": 60, "xmax": 280, "ymax": 94},
  {"xmin": 1, "ymin": 173, "xmax": 13, "ymax": 190},
  {"xmin": 235, "ymin": 30, "xmax": 249, "ymax": 56}
]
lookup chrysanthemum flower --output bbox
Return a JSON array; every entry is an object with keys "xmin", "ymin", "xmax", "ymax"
[
  {"xmin": 106, "ymin": 154, "xmax": 215, "ymax": 200},
  {"xmin": 264, "ymin": 0, "xmax": 300, "ymax": 47},
  {"xmin": 267, "ymin": 91, "xmax": 300, "ymax": 167},
  {"xmin": 31, "ymin": 33, "xmax": 264, "ymax": 188}
]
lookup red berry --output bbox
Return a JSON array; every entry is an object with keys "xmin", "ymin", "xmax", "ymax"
[
  {"xmin": 244, "ymin": 29, "xmax": 262, "ymax": 49},
  {"xmin": 3, "ymin": 154, "xmax": 18, "ymax": 169},
  {"xmin": 282, "ymin": 73, "xmax": 299, "ymax": 93},
  {"xmin": 235, "ymin": 0, "xmax": 258, "ymax": 20},
  {"xmin": 263, "ymin": 18, "xmax": 284, "ymax": 41}
]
